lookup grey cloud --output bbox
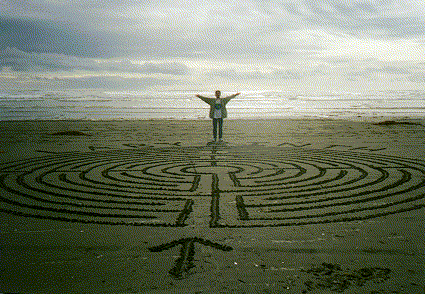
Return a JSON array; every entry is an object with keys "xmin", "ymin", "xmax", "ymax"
[
  {"xmin": 207, "ymin": 69, "xmax": 264, "ymax": 80},
  {"xmin": 272, "ymin": 69, "xmax": 305, "ymax": 79},
  {"xmin": 374, "ymin": 66, "xmax": 412, "ymax": 75},
  {"xmin": 100, "ymin": 60, "xmax": 189, "ymax": 75},
  {"xmin": 207, "ymin": 68, "xmax": 305, "ymax": 80},
  {"xmin": 350, "ymin": 65, "xmax": 413, "ymax": 77},
  {"xmin": 0, "ymin": 1, "xmax": 316, "ymax": 59},
  {"xmin": 57, "ymin": 76, "xmax": 170, "ymax": 89},
  {"xmin": 0, "ymin": 74, "xmax": 171, "ymax": 90},
  {"xmin": 0, "ymin": 47, "xmax": 189, "ymax": 74},
  {"xmin": 0, "ymin": 16, "xmax": 205, "ymax": 59},
  {"xmin": 0, "ymin": 17, "xmax": 106, "ymax": 57},
  {"xmin": 283, "ymin": 1, "xmax": 425, "ymax": 37},
  {"xmin": 1, "ymin": 0, "xmax": 148, "ymax": 19},
  {"xmin": 0, "ymin": 47, "xmax": 76, "ymax": 71},
  {"xmin": 282, "ymin": 3, "xmax": 302, "ymax": 16},
  {"xmin": 408, "ymin": 73, "xmax": 425, "ymax": 83},
  {"xmin": 2, "ymin": 0, "xmax": 424, "ymax": 62}
]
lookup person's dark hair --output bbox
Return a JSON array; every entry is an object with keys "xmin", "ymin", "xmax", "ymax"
[{"xmin": 215, "ymin": 90, "xmax": 221, "ymax": 98}]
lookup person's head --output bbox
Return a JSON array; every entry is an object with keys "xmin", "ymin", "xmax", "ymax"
[{"xmin": 215, "ymin": 90, "xmax": 221, "ymax": 99}]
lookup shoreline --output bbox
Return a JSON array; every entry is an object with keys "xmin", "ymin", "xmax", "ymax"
[{"xmin": 1, "ymin": 115, "xmax": 425, "ymax": 122}]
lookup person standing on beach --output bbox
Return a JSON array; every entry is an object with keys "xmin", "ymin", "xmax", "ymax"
[{"xmin": 196, "ymin": 90, "xmax": 240, "ymax": 142}]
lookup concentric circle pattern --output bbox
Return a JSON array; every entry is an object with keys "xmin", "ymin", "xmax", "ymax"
[{"xmin": 1, "ymin": 145, "xmax": 424, "ymax": 227}]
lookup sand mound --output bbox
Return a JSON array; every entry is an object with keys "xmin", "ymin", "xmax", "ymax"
[{"xmin": 373, "ymin": 120, "xmax": 423, "ymax": 126}]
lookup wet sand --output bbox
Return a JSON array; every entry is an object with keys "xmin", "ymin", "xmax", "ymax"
[{"xmin": 0, "ymin": 119, "xmax": 424, "ymax": 293}]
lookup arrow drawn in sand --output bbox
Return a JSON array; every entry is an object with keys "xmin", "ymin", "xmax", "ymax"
[{"xmin": 149, "ymin": 237, "xmax": 232, "ymax": 278}]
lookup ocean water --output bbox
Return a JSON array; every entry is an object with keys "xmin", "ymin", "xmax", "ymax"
[{"xmin": 1, "ymin": 89, "xmax": 425, "ymax": 120}]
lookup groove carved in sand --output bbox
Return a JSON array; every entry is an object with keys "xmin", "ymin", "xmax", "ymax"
[{"xmin": 0, "ymin": 145, "xmax": 424, "ymax": 227}]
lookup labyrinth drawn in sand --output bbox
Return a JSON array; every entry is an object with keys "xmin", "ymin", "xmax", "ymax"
[{"xmin": 1, "ymin": 145, "xmax": 424, "ymax": 228}]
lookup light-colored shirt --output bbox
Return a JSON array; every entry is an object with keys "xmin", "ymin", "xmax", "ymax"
[{"xmin": 213, "ymin": 100, "xmax": 222, "ymax": 118}]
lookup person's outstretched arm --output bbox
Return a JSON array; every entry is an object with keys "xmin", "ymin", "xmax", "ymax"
[
  {"xmin": 196, "ymin": 94, "xmax": 213, "ymax": 105},
  {"xmin": 223, "ymin": 92, "xmax": 241, "ymax": 103}
]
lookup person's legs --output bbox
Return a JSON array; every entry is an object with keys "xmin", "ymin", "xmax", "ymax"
[
  {"xmin": 218, "ymin": 118, "xmax": 223, "ymax": 140},
  {"xmin": 212, "ymin": 118, "xmax": 218, "ymax": 141}
]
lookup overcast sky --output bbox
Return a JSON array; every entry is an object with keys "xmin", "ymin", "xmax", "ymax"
[{"xmin": 1, "ymin": 0, "xmax": 425, "ymax": 93}]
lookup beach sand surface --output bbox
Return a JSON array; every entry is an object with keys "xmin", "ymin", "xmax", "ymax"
[{"xmin": 0, "ymin": 119, "xmax": 424, "ymax": 294}]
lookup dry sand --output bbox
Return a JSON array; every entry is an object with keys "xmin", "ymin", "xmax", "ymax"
[{"xmin": 0, "ymin": 118, "xmax": 424, "ymax": 294}]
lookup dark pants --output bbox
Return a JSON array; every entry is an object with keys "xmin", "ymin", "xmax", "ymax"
[{"xmin": 212, "ymin": 118, "xmax": 223, "ymax": 140}]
